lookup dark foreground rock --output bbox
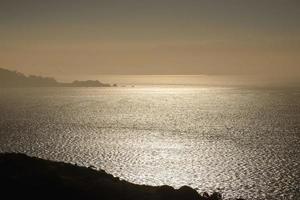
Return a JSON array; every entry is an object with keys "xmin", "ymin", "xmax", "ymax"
[{"xmin": 0, "ymin": 153, "xmax": 243, "ymax": 200}]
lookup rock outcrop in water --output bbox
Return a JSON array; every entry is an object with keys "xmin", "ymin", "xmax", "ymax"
[{"xmin": 0, "ymin": 153, "xmax": 244, "ymax": 200}]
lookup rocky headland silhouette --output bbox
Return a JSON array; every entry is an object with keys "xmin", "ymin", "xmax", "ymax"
[
  {"xmin": 0, "ymin": 153, "xmax": 246, "ymax": 200},
  {"xmin": 0, "ymin": 68, "xmax": 112, "ymax": 87}
]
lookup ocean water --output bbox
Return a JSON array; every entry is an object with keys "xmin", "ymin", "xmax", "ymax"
[{"xmin": 0, "ymin": 87, "xmax": 299, "ymax": 200}]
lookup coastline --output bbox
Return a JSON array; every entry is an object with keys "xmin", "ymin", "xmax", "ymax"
[{"xmin": 0, "ymin": 153, "xmax": 245, "ymax": 200}]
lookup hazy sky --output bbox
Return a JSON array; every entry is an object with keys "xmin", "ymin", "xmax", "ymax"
[{"xmin": 1, "ymin": 0, "xmax": 299, "ymax": 83}]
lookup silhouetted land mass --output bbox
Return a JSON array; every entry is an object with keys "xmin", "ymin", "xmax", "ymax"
[
  {"xmin": 0, "ymin": 153, "xmax": 245, "ymax": 200},
  {"xmin": 0, "ymin": 68, "xmax": 112, "ymax": 87}
]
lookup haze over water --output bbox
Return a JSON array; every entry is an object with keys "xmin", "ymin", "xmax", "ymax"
[
  {"xmin": 1, "ymin": 1, "xmax": 300, "ymax": 199},
  {"xmin": 0, "ymin": 86, "xmax": 299, "ymax": 200}
]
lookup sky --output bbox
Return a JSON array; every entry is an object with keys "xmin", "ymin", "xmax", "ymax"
[{"xmin": 0, "ymin": 0, "xmax": 300, "ymax": 85}]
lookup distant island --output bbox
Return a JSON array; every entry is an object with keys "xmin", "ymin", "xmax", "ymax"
[{"xmin": 0, "ymin": 68, "xmax": 113, "ymax": 87}]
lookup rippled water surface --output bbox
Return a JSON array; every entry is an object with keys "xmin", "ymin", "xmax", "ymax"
[{"xmin": 0, "ymin": 87, "xmax": 299, "ymax": 199}]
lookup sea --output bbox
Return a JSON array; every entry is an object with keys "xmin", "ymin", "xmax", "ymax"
[{"xmin": 0, "ymin": 86, "xmax": 299, "ymax": 200}]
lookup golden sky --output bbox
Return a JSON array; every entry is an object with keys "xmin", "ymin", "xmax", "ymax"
[{"xmin": 1, "ymin": 0, "xmax": 299, "ymax": 84}]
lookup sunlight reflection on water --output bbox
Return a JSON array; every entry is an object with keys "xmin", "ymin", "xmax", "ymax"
[{"xmin": 0, "ymin": 87, "xmax": 299, "ymax": 200}]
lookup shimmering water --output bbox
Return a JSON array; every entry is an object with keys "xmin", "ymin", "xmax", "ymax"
[{"xmin": 0, "ymin": 87, "xmax": 299, "ymax": 200}]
